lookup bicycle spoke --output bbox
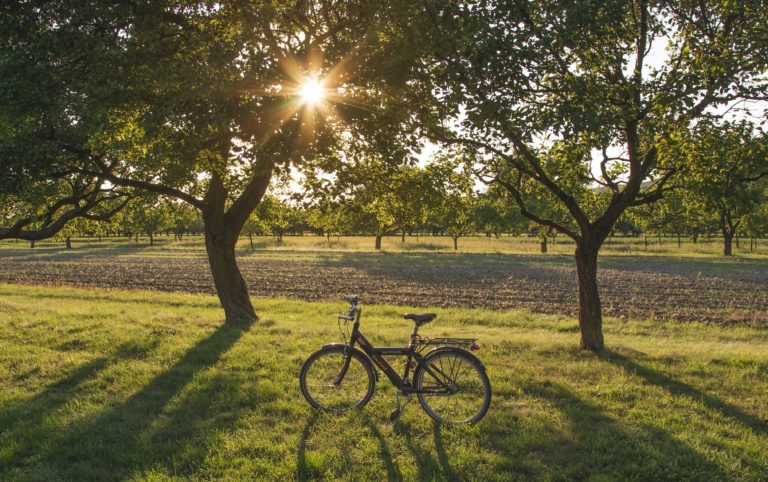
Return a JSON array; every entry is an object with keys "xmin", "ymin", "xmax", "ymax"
[
  {"xmin": 301, "ymin": 348, "xmax": 374, "ymax": 412},
  {"xmin": 417, "ymin": 351, "xmax": 490, "ymax": 424}
]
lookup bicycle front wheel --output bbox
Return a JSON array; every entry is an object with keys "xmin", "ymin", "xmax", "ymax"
[
  {"xmin": 414, "ymin": 348, "xmax": 491, "ymax": 424},
  {"xmin": 300, "ymin": 345, "xmax": 376, "ymax": 412}
]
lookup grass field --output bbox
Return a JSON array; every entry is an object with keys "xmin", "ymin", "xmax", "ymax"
[
  {"xmin": 2, "ymin": 233, "xmax": 767, "ymax": 259},
  {"xmin": 1, "ymin": 284, "xmax": 766, "ymax": 481}
]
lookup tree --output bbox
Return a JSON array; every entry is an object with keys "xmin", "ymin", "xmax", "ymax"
[
  {"xmin": 56, "ymin": 218, "xmax": 102, "ymax": 249},
  {"xmin": 683, "ymin": 121, "xmax": 767, "ymax": 256},
  {"xmin": 166, "ymin": 202, "xmax": 199, "ymax": 241},
  {"xmin": 122, "ymin": 196, "xmax": 170, "ymax": 246},
  {"xmin": 411, "ymin": 0, "xmax": 768, "ymax": 351},
  {"xmin": 474, "ymin": 190, "xmax": 511, "ymax": 240},
  {"xmin": 303, "ymin": 156, "xmax": 438, "ymax": 249},
  {"xmin": 0, "ymin": 2, "xmax": 135, "ymax": 243},
  {"xmin": 1, "ymin": 2, "xmax": 418, "ymax": 324},
  {"xmin": 252, "ymin": 196, "xmax": 301, "ymax": 242},
  {"xmin": 427, "ymin": 158, "xmax": 477, "ymax": 251},
  {"xmin": 744, "ymin": 187, "xmax": 768, "ymax": 251}
]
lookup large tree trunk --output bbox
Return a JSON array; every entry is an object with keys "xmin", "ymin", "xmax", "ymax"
[
  {"xmin": 575, "ymin": 238, "xmax": 604, "ymax": 352},
  {"xmin": 198, "ymin": 168, "xmax": 271, "ymax": 325},
  {"xmin": 540, "ymin": 237, "xmax": 547, "ymax": 253},
  {"xmin": 452, "ymin": 236, "xmax": 458, "ymax": 251},
  {"xmin": 65, "ymin": 236, "xmax": 72, "ymax": 249},
  {"xmin": 203, "ymin": 209, "xmax": 256, "ymax": 324},
  {"xmin": 374, "ymin": 234, "xmax": 382, "ymax": 250}
]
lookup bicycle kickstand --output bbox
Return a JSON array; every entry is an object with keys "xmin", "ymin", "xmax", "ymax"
[{"xmin": 389, "ymin": 390, "xmax": 413, "ymax": 423}]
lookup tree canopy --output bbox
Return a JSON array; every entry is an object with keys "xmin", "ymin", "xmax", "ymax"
[
  {"xmin": 401, "ymin": 0, "xmax": 768, "ymax": 350},
  {"xmin": 0, "ymin": 0, "xmax": 424, "ymax": 323}
]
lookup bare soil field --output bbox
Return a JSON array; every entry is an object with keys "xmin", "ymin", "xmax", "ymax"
[{"xmin": 1, "ymin": 251, "xmax": 766, "ymax": 325}]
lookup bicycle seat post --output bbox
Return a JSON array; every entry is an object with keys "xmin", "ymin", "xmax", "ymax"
[{"xmin": 409, "ymin": 323, "xmax": 421, "ymax": 347}]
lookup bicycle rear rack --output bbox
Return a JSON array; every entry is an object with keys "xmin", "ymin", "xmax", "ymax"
[{"xmin": 426, "ymin": 337, "xmax": 477, "ymax": 347}]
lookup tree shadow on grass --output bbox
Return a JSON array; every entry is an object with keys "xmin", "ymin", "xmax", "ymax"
[
  {"xmin": 0, "ymin": 357, "xmax": 111, "ymax": 471},
  {"xmin": 5, "ymin": 323, "xmax": 247, "ymax": 481},
  {"xmin": 1, "ymin": 357, "xmax": 109, "ymax": 430},
  {"xmin": 604, "ymin": 351, "xmax": 768, "ymax": 437},
  {"xmin": 516, "ymin": 381, "xmax": 732, "ymax": 480}
]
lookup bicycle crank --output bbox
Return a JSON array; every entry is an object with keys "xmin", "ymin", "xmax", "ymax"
[{"xmin": 389, "ymin": 390, "xmax": 413, "ymax": 422}]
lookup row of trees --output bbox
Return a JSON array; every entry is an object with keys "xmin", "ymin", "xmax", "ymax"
[
  {"xmin": 33, "ymin": 136, "xmax": 768, "ymax": 256},
  {"xmin": 2, "ymin": 1, "xmax": 768, "ymax": 351}
]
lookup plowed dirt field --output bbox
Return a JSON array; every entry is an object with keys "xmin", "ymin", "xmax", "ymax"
[{"xmin": 1, "ymin": 252, "xmax": 766, "ymax": 325}]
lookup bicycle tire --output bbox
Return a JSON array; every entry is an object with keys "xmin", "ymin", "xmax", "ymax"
[
  {"xmin": 300, "ymin": 345, "xmax": 376, "ymax": 412},
  {"xmin": 414, "ymin": 347, "xmax": 491, "ymax": 424}
]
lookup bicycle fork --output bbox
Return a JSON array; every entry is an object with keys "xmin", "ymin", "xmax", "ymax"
[{"xmin": 333, "ymin": 345, "xmax": 354, "ymax": 386}]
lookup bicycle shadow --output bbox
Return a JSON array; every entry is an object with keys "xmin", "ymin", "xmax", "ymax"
[
  {"xmin": 432, "ymin": 423, "xmax": 460, "ymax": 482},
  {"xmin": 296, "ymin": 412, "xmax": 321, "ymax": 481},
  {"xmin": 296, "ymin": 412, "xmax": 403, "ymax": 482},
  {"xmin": 603, "ymin": 351, "xmax": 768, "ymax": 436},
  {"xmin": 363, "ymin": 416, "xmax": 403, "ymax": 482}
]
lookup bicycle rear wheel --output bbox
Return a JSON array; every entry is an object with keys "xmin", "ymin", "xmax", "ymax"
[
  {"xmin": 414, "ymin": 348, "xmax": 491, "ymax": 424},
  {"xmin": 300, "ymin": 345, "xmax": 376, "ymax": 412}
]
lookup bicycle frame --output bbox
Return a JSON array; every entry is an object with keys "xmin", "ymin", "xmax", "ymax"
[{"xmin": 336, "ymin": 306, "xmax": 455, "ymax": 395}]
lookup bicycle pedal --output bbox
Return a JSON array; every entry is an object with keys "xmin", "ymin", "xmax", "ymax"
[{"xmin": 389, "ymin": 408, "xmax": 402, "ymax": 422}]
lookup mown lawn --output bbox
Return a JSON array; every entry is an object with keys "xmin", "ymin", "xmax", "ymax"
[{"xmin": 0, "ymin": 284, "xmax": 766, "ymax": 481}]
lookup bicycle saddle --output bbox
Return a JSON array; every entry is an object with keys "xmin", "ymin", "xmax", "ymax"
[
  {"xmin": 403, "ymin": 313, "xmax": 437, "ymax": 324},
  {"xmin": 344, "ymin": 294, "xmax": 360, "ymax": 303}
]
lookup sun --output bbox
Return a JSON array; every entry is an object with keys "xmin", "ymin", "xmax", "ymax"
[{"xmin": 298, "ymin": 79, "xmax": 325, "ymax": 104}]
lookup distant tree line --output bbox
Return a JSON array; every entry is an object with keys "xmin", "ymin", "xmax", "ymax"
[{"xmin": 23, "ymin": 128, "xmax": 766, "ymax": 257}]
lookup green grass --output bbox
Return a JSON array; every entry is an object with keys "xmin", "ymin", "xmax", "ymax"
[
  {"xmin": 1, "ymin": 284, "xmax": 767, "ymax": 481},
  {"xmin": 3, "ymin": 233, "xmax": 767, "ymax": 260}
]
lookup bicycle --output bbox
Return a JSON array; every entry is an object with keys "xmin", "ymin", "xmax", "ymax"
[{"xmin": 299, "ymin": 295, "xmax": 491, "ymax": 424}]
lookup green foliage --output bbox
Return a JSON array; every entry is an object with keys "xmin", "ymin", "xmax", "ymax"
[
  {"xmin": 248, "ymin": 196, "xmax": 303, "ymax": 241},
  {"xmin": 681, "ymin": 121, "xmax": 767, "ymax": 239},
  {"xmin": 425, "ymin": 156, "xmax": 478, "ymax": 249},
  {"xmin": 302, "ymin": 155, "xmax": 443, "ymax": 241},
  {"xmin": 166, "ymin": 202, "xmax": 200, "ymax": 239},
  {"xmin": 406, "ymin": 0, "xmax": 768, "ymax": 244},
  {"xmin": 121, "ymin": 196, "xmax": 169, "ymax": 240},
  {"xmin": 745, "ymin": 186, "xmax": 768, "ymax": 239},
  {"xmin": 0, "ymin": 1, "xmax": 425, "ymax": 242}
]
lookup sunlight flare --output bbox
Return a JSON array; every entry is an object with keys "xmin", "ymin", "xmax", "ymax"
[{"xmin": 298, "ymin": 79, "xmax": 325, "ymax": 104}]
